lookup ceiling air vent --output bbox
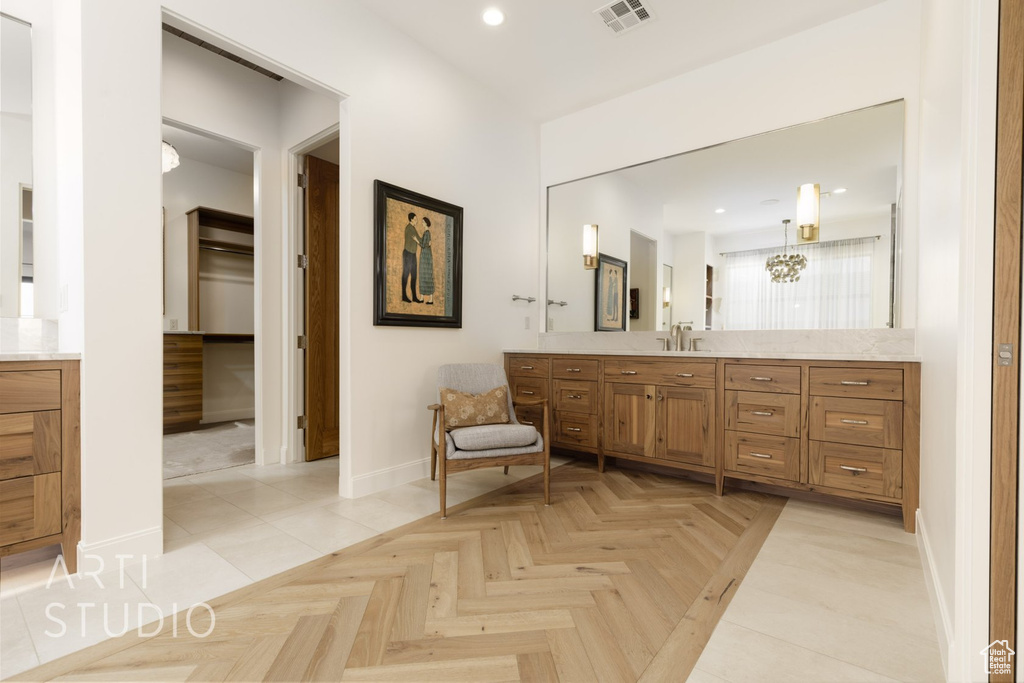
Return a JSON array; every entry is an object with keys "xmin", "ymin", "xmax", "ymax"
[{"xmin": 594, "ymin": 0, "xmax": 655, "ymax": 36}]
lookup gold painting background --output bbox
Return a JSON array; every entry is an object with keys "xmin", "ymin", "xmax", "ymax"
[
  {"xmin": 384, "ymin": 197, "xmax": 449, "ymax": 316},
  {"xmin": 598, "ymin": 262, "xmax": 624, "ymax": 329}
]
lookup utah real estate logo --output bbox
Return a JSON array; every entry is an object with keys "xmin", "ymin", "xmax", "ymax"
[{"xmin": 981, "ymin": 639, "xmax": 1015, "ymax": 676}]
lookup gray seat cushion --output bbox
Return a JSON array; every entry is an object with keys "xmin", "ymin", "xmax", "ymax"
[
  {"xmin": 444, "ymin": 431, "xmax": 544, "ymax": 460},
  {"xmin": 450, "ymin": 423, "xmax": 538, "ymax": 451}
]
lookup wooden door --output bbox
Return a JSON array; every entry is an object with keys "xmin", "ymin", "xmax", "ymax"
[
  {"xmin": 993, "ymin": 3, "xmax": 1023, "ymax": 678},
  {"xmin": 303, "ymin": 155, "xmax": 340, "ymax": 461},
  {"xmin": 657, "ymin": 386, "xmax": 714, "ymax": 467},
  {"xmin": 604, "ymin": 383, "xmax": 655, "ymax": 457}
]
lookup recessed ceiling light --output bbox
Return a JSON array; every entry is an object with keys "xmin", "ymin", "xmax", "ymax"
[
  {"xmin": 760, "ymin": 199, "xmax": 779, "ymax": 206},
  {"xmin": 833, "ymin": 187, "xmax": 848, "ymax": 194},
  {"xmin": 715, "ymin": 208, "xmax": 726, "ymax": 214},
  {"xmin": 482, "ymin": 8, "xmax": 505, "ymax": 26}
]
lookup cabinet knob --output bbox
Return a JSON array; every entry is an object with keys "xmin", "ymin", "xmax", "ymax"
[
  {"xmin": 522, "ymin": 391, "xmax": 535, "ymax": 396},
  {"xmin": 840, "ymin": 380, "xmax": 869, "ymax": 386},
  {"xmin": 840, "ymin": 464, "xmax": 868, "ymax": 474},
  {"xmin": 676, "ymin": 373, "xmax": 694, "ymax": 378},
  {"xmin": 750, "ymin": 376, "xmax": 773, "ymax": 382},
  {"xmin": 621, "ymin": 370, "xmax": 638, "ymax": 375},
  {"xmin": 568, "ymin": 394, "xmax": 582, "ymax": 400},
  {"xmin": 840, "ymin": 418, "xmax": 868, "ymax": 425},
  {"xmin": 750, "ymin": 411, "xmax": 774, "ymax": 417},
  {"xmin": 566, "ymin": 427, "xmax": 582, "ymax": 433},
  {"xmin": 646, "ymin": 394, "xmax": 653, "ymax": 400},
  {"xmin": 749, "ymin": 452, "xmax": 773, "ymax": 459},
  {"xmin": 657, "ymin": 394, "xmax": 664, "ymax": 401},
  {"xmin": 566, "ymin": 368, "xmax": 581, "ymax": 373},
  {"xmin": 520, "ymin": 366, "xmax": 534, "ymax": 370}
]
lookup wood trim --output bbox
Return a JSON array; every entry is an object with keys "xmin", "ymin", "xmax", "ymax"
[
  {"xmin": 61, "ymin": 360, "xmax": 80, "ymax": 574},
  {"xmin": 991, "ymin": 1, "xmax": 1023, "ymax": 677},
  {"xmin": 902, "ymin": 362, "xmax": 920, "ymax": 533},
  {"xmin": 187, "ymin": 210, "xmax": 200, "ymax": 331}
]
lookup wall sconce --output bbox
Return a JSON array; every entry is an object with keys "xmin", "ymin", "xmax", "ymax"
[
  {"xmin": 796, "ymin": 183, "xmax": 819, "ymax": 244},
  {"xmin": 162, "ymin": 141, "xmax": 180, "ymax": 174},
  {"xmin": 582, "ymin": 224, "xmax": 599, "ymax": 269},
  {"xmin": 662, "ymin": 286, "xmax": 671, "ymax": 308}
]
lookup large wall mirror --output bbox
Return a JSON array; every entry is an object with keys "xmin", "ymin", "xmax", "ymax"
[
  {"xmin": 1, "ymin": 13, "xmax": 34, "ymax": 318},
  {"xmin": 547, "ymin": 101, "xmax": 904, "ymax": 333}
]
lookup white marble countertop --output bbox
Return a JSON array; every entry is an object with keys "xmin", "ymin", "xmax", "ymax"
[
  {"xmin": 0, "ymin": 352, "xmax": 81, "ymax": 362},
  {"xmin": 163, "ymin": 330, "xmax": 205, "ymax": 335},
  {"xmin": 503, "ymin": 348, "xmax": 921, "ymax": 362}
]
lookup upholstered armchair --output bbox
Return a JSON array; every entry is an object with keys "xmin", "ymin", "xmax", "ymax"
[{"xmin": 428, "ymin": 363, "xmax": 550, "ymax": 518}]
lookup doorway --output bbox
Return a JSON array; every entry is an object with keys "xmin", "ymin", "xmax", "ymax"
[{"xmin": 629, "ymin": 230, "xmax": 658, "ymax": 331}]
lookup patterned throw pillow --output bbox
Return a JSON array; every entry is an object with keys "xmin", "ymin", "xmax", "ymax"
[{"xmin": 440, "ymin": 386, "xmax": 511, "ymax": 430}]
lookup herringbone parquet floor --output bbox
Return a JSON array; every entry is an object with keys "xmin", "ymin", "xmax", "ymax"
[{"xmin": 19, "ymin": 462, "xmax": 785, "ymax": 682}]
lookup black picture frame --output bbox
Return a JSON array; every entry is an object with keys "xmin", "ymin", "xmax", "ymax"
[
  {"xmin": 373, "ymin": 180, "xmax": 463, "ymax": 328},
  {"xmin": 595, "ymin": 253, "xmax": 627, "ymax": 332}
]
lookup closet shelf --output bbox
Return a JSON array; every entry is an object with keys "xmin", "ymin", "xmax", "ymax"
[{"xmin": 198, "ymin": 238, "xmax": 254, "ymax": 257}]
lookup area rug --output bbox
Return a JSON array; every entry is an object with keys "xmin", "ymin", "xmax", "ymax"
[{"xmin": 162, "ymin": 419, "xmax": 256, "ymax": 479}]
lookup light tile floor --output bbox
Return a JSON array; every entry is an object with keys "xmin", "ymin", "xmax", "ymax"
[
  {"xmin": 0, "ymin": 456, "xmax": 564, "ymax": 679},
  {"xmin": 689, "ymin": 499, "xmax": 945, "ymax": 682},
  {"xmin": 0, "ymin": 461, "xmax": 945, "ymax": 681}
]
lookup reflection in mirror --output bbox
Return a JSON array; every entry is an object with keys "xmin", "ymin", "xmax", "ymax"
[
  {"xmin": 661, "ymin": 263, "xmax": 672, "ymax": 331},
  {"xmin": 1, "ymin": 14, "xmax": 33, "ymax": 318},
  {"xmin": 546, "ymin": 101, "xmax": 904, "ymax": 332}
]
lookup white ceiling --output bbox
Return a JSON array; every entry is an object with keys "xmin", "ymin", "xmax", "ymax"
[
  {"xmin": 569, "ymin": 101, "xmax": 903, "ymax": 235},
  {"xmin": 162, "ymin": 124, "xmax": 254, "ymax": 175},
  {"xmin": 354, "ymin": 0, "xmax": 886, "ymax": 121}
]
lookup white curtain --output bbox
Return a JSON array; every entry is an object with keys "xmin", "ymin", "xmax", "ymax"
[{"xmin": 720, "ymin": 237, "xmax": 875, "ymax": 330}]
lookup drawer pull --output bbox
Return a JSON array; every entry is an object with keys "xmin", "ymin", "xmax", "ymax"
[
  {"xmin": 840, "ymin": 418, "xmax": 869, "ymax": 425},
  {"xmin": 750, "ymin": 376, "xmax": 773, "ymax": 382},
  {"xmin": 520, "ymin": 365, "xmax": 534, "ymax": 370},
  {"xmin": 567, "ymin": 394, "xmax": 582, "ymax": 400},
  {"xmin": 522, "ymin": 391, "xmax": 535, "ymax": 396},
  {"xmin": 840, "ymin": 465, "xmax": 868, "ymax": 474},
  {"xmin": 566, "ymin": 368, "xmax": 581, "ymax": 373},
  {"xmin": 566, "ymin": 427, "xmax": 582, "ymax": 433},
  {"xmin": 749, "ymin": 452, "xmax": 773, "ymax": 459},
  {"xmin": 676, "ymin": 373, "xmax": 694, "ymax": 378},
  {"xmin": 750, "ymin": 411, "xmax": 774, "ymax": 417},
  {"xmin": 621, "ymin": 370, "xmax": 638, "ymax": 375},
  {"xmin": 521, "ymin": 420, "xmax": 534, "ymax": 426},
  {"xmin": 840, "ymin": 380, "xmax": 870, "ymax": 386}
]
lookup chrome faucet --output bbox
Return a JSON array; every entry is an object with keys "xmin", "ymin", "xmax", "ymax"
[{"xmin": 670, "ymin": 322, "xmax": 692, "ymax": 351}]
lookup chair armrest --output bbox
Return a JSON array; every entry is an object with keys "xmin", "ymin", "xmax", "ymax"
[
  {"xmin": 427, "ymin": 403, "xmax": 442, "ymax": 411},
  {"xmin": 513, "ymin": 397, "xmax": 548, "ymax": 407}
]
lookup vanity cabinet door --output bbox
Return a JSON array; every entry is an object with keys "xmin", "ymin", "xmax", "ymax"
[
  {"xmin": 656, "ymin": 387, "xmax": 715, "ymax": 467},
  {"xmin": 604, "ymin": 383, "xmax": 656, "ymax": 457}
]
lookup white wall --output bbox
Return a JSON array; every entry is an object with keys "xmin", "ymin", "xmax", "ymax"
[
  {"xmin": 917, "ymin": 0, "xmax": 998, "ymax": 679},
  {"xmin": 628, "ymin": 231, "xmax": 657, "ymax": 331},
  {"xmin": 547, "ymin": 172, "xmax": 665, "ymax": 332},
  {"xmin": 540, "ymin": 0, "xmax": 922, "ymax": 332},
  {"xmin": 671, "ymin": 232, "xmax": 708, "ymax": 330}
]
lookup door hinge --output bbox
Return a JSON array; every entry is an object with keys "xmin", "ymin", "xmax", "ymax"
[
  {"xmin": 298, "ymin": 173, "xmax": 308, "ymax": 189},
  {"xmin": 297, "ymin": 415, "xmax": 307, "ymax": 430},
  {"xmin": 998, "ymin": 343, "xmax": 1014, "ymax": 366},
  {"xmin": 297, "ymin": 335, "xmax": 307, "ymax": 350},
  {"xmin": 297, "ymin": 254, "xmax": 308, "ymax": 269}
]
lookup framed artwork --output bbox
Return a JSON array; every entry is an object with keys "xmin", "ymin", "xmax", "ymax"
[
  {"xmin": 629, "ymin": 287, "xmax": 639, "ymax": 319},
  {"xmin": 595, "ymin": 253, "xmax": 627, "ymax": 332},
  {"xmin": 373, "ymin": 180, "xmax": 463, "ymax": 328}
]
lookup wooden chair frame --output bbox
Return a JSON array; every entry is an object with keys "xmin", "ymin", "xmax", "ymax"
[{"xmin": 428, "ymin": 397, "xmax": 551, "ymax": 518}]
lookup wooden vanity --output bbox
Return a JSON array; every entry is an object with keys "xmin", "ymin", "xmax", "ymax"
[
  {"xmin": 0, "ymin": 358, "xmax": 81, "ymax": 571},
  {"xmin": 505, "ymin": 351, "xmax": 920, "ymax": 532}
]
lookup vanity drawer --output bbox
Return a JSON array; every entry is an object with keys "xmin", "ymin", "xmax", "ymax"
[
  {"xmin": 552, "ymin": 359, "xmax": 599, "ymax": 381},
  {"xmin": 514, "ymin": 405, "xmax": 544, "ymax": 428},
  {"xmin": 553, "ymin": 412, "xmax": 598, "ymax": 448},
  {"xmin": 724, "ymin": 391, "xmax": 801, "ymax": 438},
  {"xmin": 0, "ymin": 472, "xmax": 62, "ymax": 546},
  {"xmin": 0, "ymin": 412, "xmax": 61, "ymax": 481},
  {"xmin": 725, "ymin": 432, "xmax": 800, "ymax": 483},
  {"xmin": 603, "ymin": 359, "xmax": 716, "ymax": 388},
  {"xmin": 511, "ymin": 377, "xmax": 549, "ymax": 402},
  {"xmin": 724, "ymin": 364, "xmax": 801, "ymax": 394},
  {"xmin": 0, "ymin": 371, "xmax": 62, "ymax": 415},
  {"xmin": 809, "ymin": 441, "xmax": 902, "ymax": 499},
  {"xmin": 809, "ymin": 367, "xmax": 903, "ymax": 400},
  {"xmin": 553, "ymin": 379, "xmax": 599, "ymax": 415},
  {"xmin": 508, "ymin": 356, "xmax": 550, "ymax": 380},
  {"xmin": 810, "ymin": 397, "xmax": 902, "ymax": 448}
]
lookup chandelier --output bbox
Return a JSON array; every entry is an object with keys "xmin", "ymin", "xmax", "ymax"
[{"xmin": 765, "ymin": 219, "xmax": 807, "ymax": 283}]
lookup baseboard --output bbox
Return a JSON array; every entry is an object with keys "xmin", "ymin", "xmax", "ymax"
[
  {"xmin": 351, "ymin": 457, "xmax": 431, "ymax": 498},
  {"xmin": 201, "ymin": 409, "xmax": 256, "ymax": 424},
  {"xmin": 76, "ymin": 526, "xmax": 163, "ymax": 575},
  {"xmin": 916, "ymin": 509, "xmax": 952, "ymax": 679}
]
